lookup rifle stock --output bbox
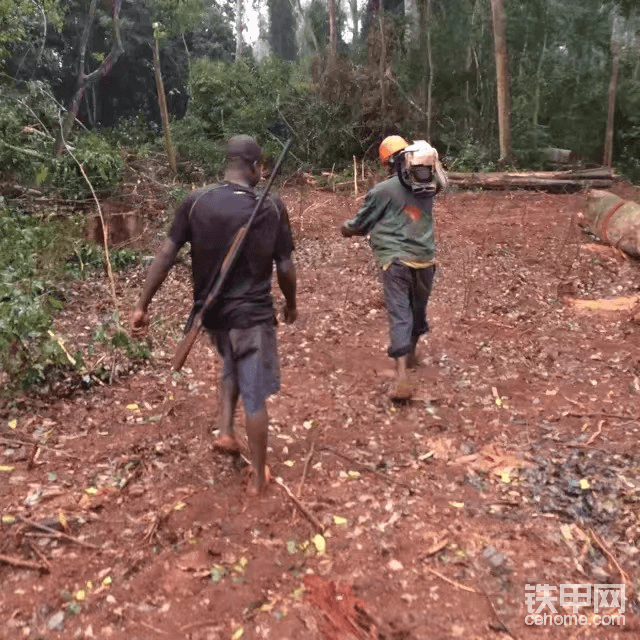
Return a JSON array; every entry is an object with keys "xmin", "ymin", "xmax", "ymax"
[
  {"xmin": 171, "ymin": 224, "xmax": 246, "ymax": 371},
  {"xmin": 172, "ymin": 314, "xmax": 202, "ymax": 371},
  {"xmin": 171, "ymin": 137, "xmax": 293, "ymax": 371}
]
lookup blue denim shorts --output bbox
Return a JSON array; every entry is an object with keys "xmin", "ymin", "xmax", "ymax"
[{"xmin": 212, "ymin": 322, "xmax": 280, "ymax": 415}]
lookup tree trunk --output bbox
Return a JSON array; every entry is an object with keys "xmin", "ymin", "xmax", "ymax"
[
  {"xmin": 349, "ymin": 0, "xmax": 359, "ymax": 43},
  {"xmin": 425, "ymin": 0, "xmax": 433, "ymax": 140},
  {"xmin": 603, "ymin": 52, "xmax": 619, "ymax": 169},
  {"xmin": 378, "ymin": 13, "xmax": 387, "ymax": 121},
  {"xmin": 447, "ymin": 168, "xmax": 615, "ymax": 192},
  {"xmin": 532, "ymin": 32, "xmax": 547, "ymax": 151},
  {"xmin": 153, "ymin": 36, "xmax": 177, "ymax": 174},
  {"xmin": 54, "ymin": 0, "xmax": 123, "ymax": 156},
  {"xmin": 328, "ymin": 0, "xmax": 337, "ymax": 58},
  {"xmin": 404, "ymin": 0, "xmax": 418, "ymax": 43},
  {"xmin": 464, "ymin": 0, "xmax": 481, "ymax": 132},
  {"xmin": 490, "ymin": 0, "xmax": 511, "ymax": 164},
  {"xmin": 235, "ymin": 0, "xmax": 244, "ymax": 60}
]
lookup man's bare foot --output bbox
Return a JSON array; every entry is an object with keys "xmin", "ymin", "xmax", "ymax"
[
  {"xmin": 246, "ymin": 464, "xmax": 271, "ymax": 496},
  {"xmin": 389, "ymin": 379, "xmax": 414, "ymax": 401},
  {"xmin": 407, "ymin": 352, "xmax": 420, "ymax": 369},
  {"xmin": 212, "ymin": 433, "xmax": 242, "ymax": 454}
]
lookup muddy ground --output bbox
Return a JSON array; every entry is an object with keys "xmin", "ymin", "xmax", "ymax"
[{"xmin": 1, "ymin": 179, "xmax": 640, "ymax": 640}]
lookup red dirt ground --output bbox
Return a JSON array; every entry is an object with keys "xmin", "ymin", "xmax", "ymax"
[{"xmin": 1, "ymin": 180, "xmax": 640, "ymax": 640}]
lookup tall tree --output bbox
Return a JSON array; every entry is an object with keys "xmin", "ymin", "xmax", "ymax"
[
  {"xmin": 348, "ymin": 0, "xmax": 360, "ymax": 44},
  {"xmin": 490, "ymin": 0, "xmax": 511, "ymax": 163},
  {"xmin": 268, "ymin": 0, "xmax": 297, "ymax": 60},
  {"xmin": 55, "ymin": 0, "xmax": 124, "ymax": 155},
  {"xmin": 235, "ymin": 0, "xmax": 244, "ymax": 59},
  {"xmin": 404, "ymin": 0, "xmax": 418, "ymax": 43},
  {"xmin": 603, "ymin": 16, "xmax": 621, "ymax": 168},
  {"xmin": 146, "ymin": 0, "xmax": 205, "ymax": 172},
  {"xmin": 328, "ymin": 0, "xmax": 338, "ymax": 58}
]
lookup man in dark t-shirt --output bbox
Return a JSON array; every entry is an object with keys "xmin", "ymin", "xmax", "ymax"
[{"xmin": 130, "ymin": 135, "xmax": 297, "ymax": 495}]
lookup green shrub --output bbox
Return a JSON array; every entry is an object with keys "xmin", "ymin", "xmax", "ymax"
[
  {"xmin": 181, "ymin": 55, "xmax": 382, "ymax": 173},
  {"xmin": 445, "ymin": 134, "xmax": 497, "ymax": 172},
  {"xmin": 0, "ymin": 81, "xmax": 59, "ymax": 183},
  {"xmin": 51, "ymin": 133, "xmax": 124, "ymax": 200},
  {"xmin": 0, "ymin": 203, "xmax": 148, "ymax": 392},
  {"xmin": 0, "ymin": 207, "xmax": 77, "ymax": 389},
  {"xmin": 103, "ymin": 113, "xmax": 161, "ymax": 149},
  {"xmin": 66, "ymin": 244, "xmax": 141, "ymax": 276},
  {"xmin": 173, "ymin": 114, "xmax": 226, "ymax": 176}
]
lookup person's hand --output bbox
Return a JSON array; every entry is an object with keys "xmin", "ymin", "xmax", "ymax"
[
  {"xmin": 283, "ymin": 304, "xmax": 297, "ymax": 324},
  {"xmin": 130, "ymin": 306, "xmax": 150, "ymax": 339},
  {"xmin": 340, "ymin": 222, "xmax": 354, "ymax": 238}
]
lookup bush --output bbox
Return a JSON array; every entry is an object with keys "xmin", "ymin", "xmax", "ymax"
[
  {"xmin": 173, "ymin": 114, "xmax": 226, "ymax": 176},
  {"xmin": 0, "ymin": 205, "xmax": 77, "ymax": 389},
  {"xmin": 103, "ymin": 112, "xmax": 161, "ymax": 149},
  {"xmin": 0, "ymin": 201, "xmax": 148, "ymax": 392},
  {"xmin": 0, "ymin": 81, "xmax": 59, "ymax": 183},
  {"xmin": 51, "ymin": 132, "xmax": 124, "ymax": 200},
  {"xmin": 445, "ymin": 133, "xmax": 497, "ymax": 172},
  {"xmin": 181, "ymin": 55, "xmax": 384, "ymax": 173}
]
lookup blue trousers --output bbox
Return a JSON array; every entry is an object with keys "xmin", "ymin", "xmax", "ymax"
[{"xmin": 382, "ymin": 262, "xmax": 435, "ymax": 358}]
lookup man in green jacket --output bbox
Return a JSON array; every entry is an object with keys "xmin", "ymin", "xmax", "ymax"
[{"xmin": 340, "ymin": 136, "xmax": 446, "ymax": 400}]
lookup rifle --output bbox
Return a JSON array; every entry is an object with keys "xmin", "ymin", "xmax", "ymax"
[{"xmin": 172, "ymin": 137, "xmax": 294, "ymax": 371}]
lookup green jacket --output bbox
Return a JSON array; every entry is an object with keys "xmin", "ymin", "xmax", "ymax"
[{"xmin": 345, "ymin": 175, "xmax": 436, "ymax": 267}]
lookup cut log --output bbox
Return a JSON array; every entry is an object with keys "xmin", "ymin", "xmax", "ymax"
[
  {"xmin": 448, "ymin": 167, "xmax": 616, "ymax": 181},
  {"xmin": 584, "ymin": 190, "xmax": 640, "ymax": 259},
  {"xmin": 447, "ymin": 171, "xmax": 614, "ymax": 192}
]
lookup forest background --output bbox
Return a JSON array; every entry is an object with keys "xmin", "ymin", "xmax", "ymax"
[{"xmin": 0, "ymin": 0, "xmax": 639, "ymax": 393}]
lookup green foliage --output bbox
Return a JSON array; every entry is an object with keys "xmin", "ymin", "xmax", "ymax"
[
  {"xmin": 188, "ymin": 57, "xmax": 291, "ymax": 140},
  {"xmin": 0, "ymin": 199, "xmax": 147, "ymax": 391},
  {"xmin": 66, "ymin": 244, "xmax": 141, "ymax": 276},
  {"xmin": 0, "ymin": 0, "xmax": 64, "ymax": 64},
  {"xmin": 52, "ymin": 133, "xmax": 124, "ymax": 200},
  {"xmin": 103, "ymin": 113, "xmax": 160, "ymax": 149},
  {"xmin": 183, "ymin": 55, "xmax": 390, "ymax": 172},
  {"xmin": 0, "ymin": 205, "xmax": 76, "ymax": 389},
  {"xmin": 445, "ymin": 134, "xmax": 497, "ymax": 172},
  {"xmin": 0, "ymin": 84, "xmax": 125, "ymax": 197},
  {"xmin": 173, "ymin": 114, "xmax": 226, "ymax": 176},
  {"xmin": 0, "ymin": 81, "xmax": 59, "ymax": 182},
  {"xmin": 91, "ymin": 315, "xmax": 151, "ymax": 366},
  {"xmin": 146, "ymin": 0, "xmax": 206, "ymax": 39}
]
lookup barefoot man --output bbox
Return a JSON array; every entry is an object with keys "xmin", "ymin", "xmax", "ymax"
[
  {"xmin": 340, "ymin": 136, "xmax": 446, "ymax": 400},
  {"xmin": 130, "ymin": 135, "xmax": 297, "ymax": 495}
]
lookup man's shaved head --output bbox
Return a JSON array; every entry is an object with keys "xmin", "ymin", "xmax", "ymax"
[{"xmin": 226, "ymin": 135, "xmax": 262, "ymax": 165}]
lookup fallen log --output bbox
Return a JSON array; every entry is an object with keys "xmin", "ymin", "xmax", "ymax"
[
  {"xmin": 449, "ymin": 167, "xmax": 616, "ymax": 181},
  {"xmin": 583, "ymin": 189, "xmax": 640, "ymax": 259},
  {"xmin": 447, "ymin": 170, "xmax": 614, "ymax": 192}
]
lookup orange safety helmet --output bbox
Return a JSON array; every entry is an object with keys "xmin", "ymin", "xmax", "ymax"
[{"xmin": 379, "ymin": 135, "xmax": 409, "ymax": 165}]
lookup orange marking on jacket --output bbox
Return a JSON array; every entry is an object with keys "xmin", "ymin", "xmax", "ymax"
[{"xmin": 404, "ymin": 205, "xmax": 422, "ymax": 221}]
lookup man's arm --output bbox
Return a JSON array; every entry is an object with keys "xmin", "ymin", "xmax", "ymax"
[
  {"xmin": 130, "ymin": 238, "xmax": 181, "ymax": 338},
  {"xmin": 276, "ymin": 256, "xmax": 297, "ymax": 323},
  {"xmin": 340, "ymin": 191, "xmax": 383, "ymax": 237}
]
